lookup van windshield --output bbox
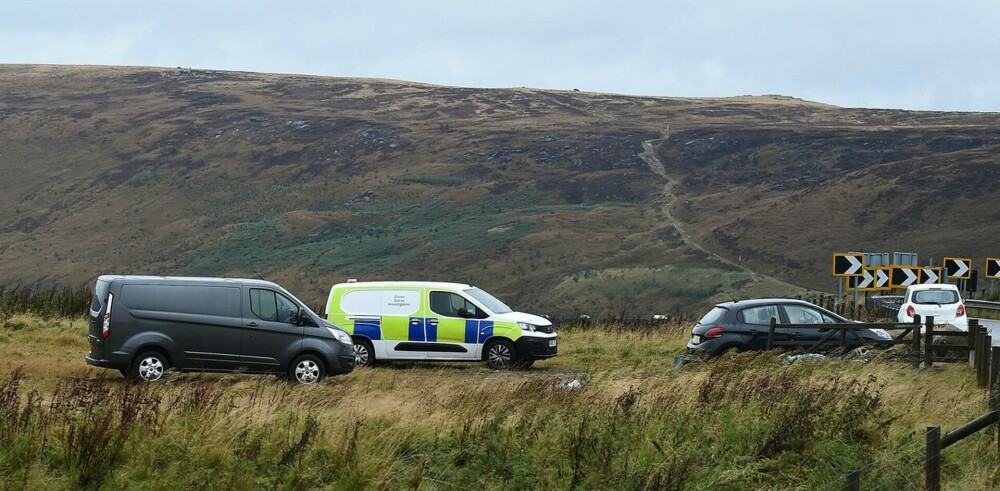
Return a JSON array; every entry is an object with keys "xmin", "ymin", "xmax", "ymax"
[
  {"xmin": 278, "ymin": 289, "xmax": 317, "ymax": 317},
  {"xmin": 464, "ymin": 288, "xmax": 513, "ymax": 314}
]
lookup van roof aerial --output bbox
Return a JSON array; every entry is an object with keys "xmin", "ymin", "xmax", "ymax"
[{"xmin": 347, "ymin": 278, "xmax": 358, "ymax": 283}]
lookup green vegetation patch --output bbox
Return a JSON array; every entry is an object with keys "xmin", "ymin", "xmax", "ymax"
[
  {"xmin": 182, "ymin": 193, "xmax": 541, "ymax": 276},
  {"xmin": 400, "ymin": 175, "xmax": 466, "ymax": 186},
  {"xmin": 549, "ymin": 264, "xmax": 755, "ymax": 315},
  {"xmin": 125, "ymin": 171, "xmax": 162, "ymax": 187}
]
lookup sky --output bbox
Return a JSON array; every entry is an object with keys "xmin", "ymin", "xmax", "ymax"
[{"xmin": 3, "ymin": 0, "xmax": 999, "ymax": 112}]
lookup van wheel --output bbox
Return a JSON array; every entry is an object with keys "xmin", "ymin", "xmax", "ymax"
[
  {"xmin": 353, "ymin": 338, "xmax": 375, "ymax": 367},
  {"xmin": 129, "ymin": 350, "xmax": 169, "ymax": 382},
  {"xmin": 290, "ymin": 354, "xmax": 324, "ymax": 384},
  {"xmin": 485, "ymin": 340, "xmax": 516, "ymax": 370}
]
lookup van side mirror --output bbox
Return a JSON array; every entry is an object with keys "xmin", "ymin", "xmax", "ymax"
[{"xmin": 296, "ymin": 309, "xmax": 318, "ymax": 327}]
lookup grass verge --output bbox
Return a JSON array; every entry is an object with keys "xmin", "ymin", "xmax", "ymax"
[{"xmin": 0, "ymin": 316, "xmax": 997, "ymax": 489}]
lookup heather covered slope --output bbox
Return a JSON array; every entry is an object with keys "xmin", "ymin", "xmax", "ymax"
[{"xmin": 1, "ymin": 65, "xmax": 997, "ymax": 312}]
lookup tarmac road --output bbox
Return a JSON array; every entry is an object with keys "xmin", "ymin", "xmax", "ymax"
[{"xmin": 977, "ymin": 318, "xmax": 1000, "ymax": 345}]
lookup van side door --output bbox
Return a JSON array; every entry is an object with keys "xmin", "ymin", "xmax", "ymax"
[
  {"xmin": 425, "ymin": 290, "xmax": 485, "ymax": 360},
  {"xmin": 240, "ymin": 288, "xmax": 305, "ymax": 372},
  {"xmin": 116, "ymin": 283, "xmax": 242, "ymax": 371}
]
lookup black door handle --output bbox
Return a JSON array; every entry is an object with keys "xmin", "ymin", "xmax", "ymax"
[{"xmin": 246, "ymin": 322, "xmax": 258, "ymax": 327}]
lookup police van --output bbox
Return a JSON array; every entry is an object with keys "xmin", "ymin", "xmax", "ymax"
[{"xmin": 326, "ymin": 280, "xmax": 557, "ymax": 369}]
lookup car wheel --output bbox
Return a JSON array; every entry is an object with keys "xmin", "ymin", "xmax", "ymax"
[
  {"xmin": 129, "ymin": 350, "xmax": 169, "ymax": 382},
  {"xmin": 485, "ymin": 339, "xmax": 516, "ymax": 370},
  {"xmin": 853, "ymin": 346, "xmax": 875, "ymax": 358},
  {"xmin": 353, "ymin": 338, "xmax": 375, "ymax": 367},
  {"xmin": 289, "ymin": 354, "xmax": 324, "ymax": 384},
  {"xmin": 717, "ymin": 344, "xmax": 745, "ymax": 356}
]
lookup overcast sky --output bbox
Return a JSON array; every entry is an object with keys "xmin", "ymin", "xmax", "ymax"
[{"xmin": 3, "ymin": 1, "xmax": 999, "ymax": 112}]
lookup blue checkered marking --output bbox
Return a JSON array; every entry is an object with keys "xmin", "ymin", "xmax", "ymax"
[
  {"xmin": 465, "ymin": 320, "xmax": 494, "ymax": 343},
  {"xmin": 354, "ymin": 318, "xmax": 381, "ymax": 340},
  {"xmin": 426, "ymin": 319, "xmax": 438, "ymax": 342},
  {"xmin": 409, "ymin": 317, "xmax": 426, "ymax": 341}
]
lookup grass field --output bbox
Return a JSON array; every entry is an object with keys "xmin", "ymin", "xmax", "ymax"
[{"xmin": 1, "ymin": 315, "xmax": 999, "ymax": 490}]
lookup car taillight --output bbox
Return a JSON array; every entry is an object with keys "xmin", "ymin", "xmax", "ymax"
[
  {"xmin": 102, "ymin": 293, "xmax": 114, "ymax": 339},
  {"xmin": 906, "ymin": 305, "xmax": 915, "ymax": 318},
  {"xmin": 705, "ymin": 327, "xmax": 724, "ymax": 338},
  {"xmin": 957, "ymin": 304, "xmax": 966, "ymax": 317}
]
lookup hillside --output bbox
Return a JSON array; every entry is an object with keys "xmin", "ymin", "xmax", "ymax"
[{"xmin": 1, "ymin": 64, "xmax": 998, "ymax": 314}]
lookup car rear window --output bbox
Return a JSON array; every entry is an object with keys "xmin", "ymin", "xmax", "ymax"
[
  {"xmin": 913, "ymin": 290, "xmax": 960, "ymax": 304},
  {"xmin": 698, "ymin": 307, "xmax": 728, "ymax": 325}
]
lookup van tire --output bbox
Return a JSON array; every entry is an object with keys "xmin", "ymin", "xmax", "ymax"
[
  {"xmin": 353, "ymin": 338, "xmax": 375, "ymax": 367},
  {"xmin": 128, "ymin": 350, "xmax": 169, "ymax": 382},
  {"xmin": 484, "ymin": 339, "xmax": 516, "ymax": 370},
  {"xmin": 289, "ymin": 354, "xmax": 324, "ymax": 384}
]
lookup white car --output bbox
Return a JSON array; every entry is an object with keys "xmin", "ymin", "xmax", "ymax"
[{"xmin": 897, "ymin": 284, "xmax": 968, "ymax": 332}]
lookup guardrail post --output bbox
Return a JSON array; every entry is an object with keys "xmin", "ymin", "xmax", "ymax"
[
  {"xmin": 926, "ymin": 426, "xmax": 941, "ymax": 491},
  {"xmin": 925, "ymin": 315, "xmax": 935, "ymax": 368},
  {"xmin": 846, "ymin": 469, "xmax": 861, "ymax": 491},
  {"xmin": 767, "ymin": 317, "xmax": 776, "ymax": 350}
]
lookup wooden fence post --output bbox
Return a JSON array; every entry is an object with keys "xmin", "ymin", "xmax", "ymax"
[
  {"xmin": 926, "ymin": 426, "xmax": 941, "ymax": 491},
  {"xmin": 925, "ymin": 315, "xmax": 935, "ymax": 367},
  {"xmin": 912, "ymin": 314, "xmax": 922, "ymax": 355},
  {"xmin": 991, "ymin": 347, "xmax": 1000, "ymax": 397},
  {"xmin": 980, "ymin": 328, "xmax": 990, "ymax": 388},
  {"xmin": 975, "ymin": 326, "xmax": 984, "ymax": 380},
  {"xmin": 846, "ymin": 469, "xmax": 861, "ymax": 491},
  {"xmin": 970, "ymin": 318, "xmax": 980, "ymax": 366},
  {"xmin": 767, "ymin": 317, "xmax": 776, "ymax": 350}
]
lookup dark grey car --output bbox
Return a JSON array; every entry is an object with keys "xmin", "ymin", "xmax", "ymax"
[
  {"xmin": 686, "ymin": 298, "xmax": 892, "ymax": 356},
  {"xmin": 86, "ymin": 275, "xmax": 355, "ymax": 383}
]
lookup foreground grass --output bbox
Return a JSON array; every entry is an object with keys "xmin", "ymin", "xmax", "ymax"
[{"xmin": 1, "ymin": 316, "xmax": 999, "ymax": 489}]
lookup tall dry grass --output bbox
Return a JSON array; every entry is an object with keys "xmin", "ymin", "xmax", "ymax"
[{"xmin": 0, "ymin": 316, "xmax": 997, "ymax": 489}]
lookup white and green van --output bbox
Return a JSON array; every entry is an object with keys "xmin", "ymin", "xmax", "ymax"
[{"xmin": 326, "ymin": 280, "xmax": 557, "ymax": 369}]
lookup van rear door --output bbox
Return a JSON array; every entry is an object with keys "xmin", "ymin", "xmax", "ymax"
[{"xmin": 87, "ymin": 279, "xmax": 114, "ymax": 359}]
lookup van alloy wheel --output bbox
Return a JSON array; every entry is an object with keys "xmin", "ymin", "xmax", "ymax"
[
  {"xmin": 354, "ymin": 343, "xmax": 370, "ymax": 366},
  {"xmin": 134, "ymin": 354, "xmax": 167, "ymax": 382},
  {"xmin": 486, "ymin": 342, "xmax": 513, "ymax": 369},
  {"xmin": 291, "ymin": 355, "xmax": 323, "ymax": 384}
]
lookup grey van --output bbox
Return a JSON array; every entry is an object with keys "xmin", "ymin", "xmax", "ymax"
[{"xmin": 86, "ymin": 275, "xmax": 355, "ymax": 383}]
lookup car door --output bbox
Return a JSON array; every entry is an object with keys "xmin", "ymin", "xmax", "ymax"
[
  {"xmin": 736, "ymin": 304, "xmax": 787, "ymax": 349},
  {"xmin": 780, "ymin": 304, "xmax": 830, "ymax": 348},
  {"xmin": 240, "ymin": 288, "xmax": 304, "ymax": 372}
]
